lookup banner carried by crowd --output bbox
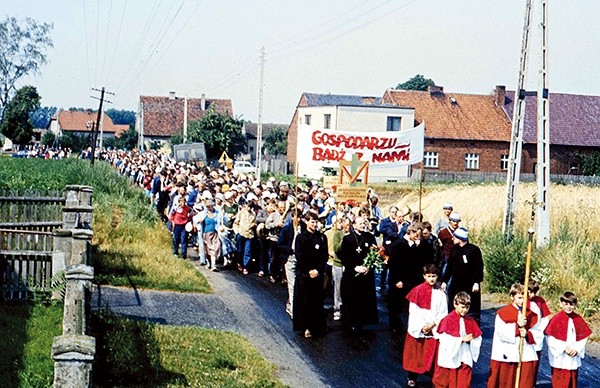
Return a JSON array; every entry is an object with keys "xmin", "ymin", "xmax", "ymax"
[{"xmin": 297, "ymin": 122, "xmax": 425, "ymax": 168}]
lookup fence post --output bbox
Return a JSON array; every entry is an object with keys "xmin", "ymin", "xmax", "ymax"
[
  {"xmin": 63, "ymin": 185, "xmax": 94, "ymax": 229},
  {"xmin": 52, "ymin": 334, "xmax": 95, "ymax": 388}
]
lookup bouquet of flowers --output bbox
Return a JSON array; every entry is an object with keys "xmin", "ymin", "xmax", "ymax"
[{"xmin": 356, "ymin": 245, "xmax": 386, "ymax": 276}]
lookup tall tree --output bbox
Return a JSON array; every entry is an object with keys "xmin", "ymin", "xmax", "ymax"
[
  {"xmin": 187, "ymin": 109, "xmax": 247, "ymax": 160},
  {"xmin": 29, "ymin": 106, "xmax": 57, "ymax": 128},
  {"xmin": 105, "ymin": 108, "xmax": 136, "ymax": 126},
  {"xmin": 0, "ymin": 85, "xmax": 40, "ymax": 144},
  {"xmin": 395, "ymin": 74, "xmax": 436, "ymax": 91},
  {"xmin": 0, "ymin": 17, "xmax": 53, "ymax": 115},
  {"xmin": 115, "ymin": 126, "xmax": 139, "ymax": 150},
  {"xmin": 263, "ymin": 127, "xmax": 287, "ymax": 155}
]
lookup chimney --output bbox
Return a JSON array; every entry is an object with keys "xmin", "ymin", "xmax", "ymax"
[
  {"xmin": 495, "ymin": 85, "xmax": 506, "ymax": 106},
  {"xmin": 428, "ymin": 85, "xmax": 444, "ymax": 96},
  {"xmin": 169, "ymin": 91, "xmax": 176, "ymax": 100},
  {"xmin": 201, "ymin": 93, "xmax": 206, "ymax": 111}
]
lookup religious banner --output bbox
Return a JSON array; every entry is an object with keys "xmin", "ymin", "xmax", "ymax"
[
  {"xmin": 322, "ymin": 175, "xmax": 339, "ymax": 189},
  {"xmin": 296, "ymin": 122, "xmax": 425, "ymax": 168}
]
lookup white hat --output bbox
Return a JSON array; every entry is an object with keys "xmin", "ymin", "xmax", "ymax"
[
  {"xmin": 224, "ymin": 191, "xmax": 234, "ymax": 200},
  {"xmin": 215, "ymin": 193, "xmax": 225, "ymax": 201},
  {"xmin": 443, "ymin": 202, "xmax": 454, "ymax": 210},
  {"xmin": 269, "ymin": 192, "xmax": 278, "ymax": 199},
  {"xmin": 202, "ymin": 190, "xmax": 213, "ymax": 199},
  {"xmin": 449, "ymin": 211, "xmax": 461, "ymax": 222},
  {"xmin": 262, "ymin": 191, "xmax": 271, "ymax": 199},
  {"xmin": 453, "ymin": 227, "xmax": 468, "ymax": 241},
  {"xmin": 246, "ymin": 192, "xmax": 258, "ymax": 202}
]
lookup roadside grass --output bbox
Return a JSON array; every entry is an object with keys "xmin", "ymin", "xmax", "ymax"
[
  {"xmin": 0, "ymin": 157, "xmax": 210, "ymax": 293},
  {"xmin": 92, "ymin": 310, "xmax": 283, "ymax": 387},
  {"xmin": 372, "ymin": 181, "xmax": 600, "ymax": 338},
  {"xmin": 0, "ymin": 302, "xmax": 63, "ymax": 388}
]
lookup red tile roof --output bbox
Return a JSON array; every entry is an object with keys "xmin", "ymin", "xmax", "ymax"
[
  {"xmin": 56, "ymin": 110, "xmax": 127, "ymax": 137},
  {"xmin": 504, "ymin": 91, "xmax": 600, "ymax": 147},
  {"xmin": 382, "ymin": 89, "xmax": 512, "ymax": 141},
  {"xmin": 140, "ymin": 95, "xmax": 233, "ymax": 137}
]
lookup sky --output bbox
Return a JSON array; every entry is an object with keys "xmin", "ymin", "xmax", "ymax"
[{"xmin": 6, "ymin": 0, "xmax": 600, "ymax": 124}]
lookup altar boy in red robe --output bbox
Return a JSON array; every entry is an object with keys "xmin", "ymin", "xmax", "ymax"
[
  {"xmin": 487, "ymin": 283, "xmax": 540, "ymax": 388},
  {"xmin": 403, "ymin": 264, "xmax": 448, "ymax": 387},
  {"xmin": 545, "ymin": 291, "xmax": 592, "ymax": 388},
  {"xmin": 527, "ymin": 279, "xmax": 552, "ymax": 381},
  {"xmin": 433, "ymin": 292, "xmax": 482, "ymax": 388}
]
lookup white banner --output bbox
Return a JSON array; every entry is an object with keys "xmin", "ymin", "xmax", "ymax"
[{"xmin": 297, "ymin": 122, "xmax": 425, "ymax": 168}]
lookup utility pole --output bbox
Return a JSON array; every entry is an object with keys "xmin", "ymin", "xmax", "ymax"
[
  {"xmin": 90, "ymin": 87, "xmax": 114, "ymax": 165},
  {"xmin": 183, "ymin": 96, "xmax": 188, "ymax": 143},
  {"xmin": 255, "ymin": 47, "xmax": 266, "ymax": 178},
  {"xmin": 502, "ymin": 0, "xmax": 550, "ymax": 247}
]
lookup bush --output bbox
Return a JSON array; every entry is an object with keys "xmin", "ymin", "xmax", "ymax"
[{"xmin": 479, "ymin": 229, "xmax": 537, "ymax": 293}]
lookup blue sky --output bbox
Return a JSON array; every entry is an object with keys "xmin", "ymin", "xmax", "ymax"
[{"xmin": 6, "ymin": 0, "xmax": 600, "ymax": 123}]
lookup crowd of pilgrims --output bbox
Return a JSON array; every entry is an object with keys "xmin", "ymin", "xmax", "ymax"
[{"xmin": 104, "ymin": 149, "xmax": 592, "ymax": 388}]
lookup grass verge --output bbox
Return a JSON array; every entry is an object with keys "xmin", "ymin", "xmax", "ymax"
[
  {"xmin": 0, "ymin": 158, "xmax": 210, "ymax": 293},
  {"xmin": 0, "ymin": 302, "xmax": 63, "ymax": 387},
  {"xmin": 92, "ymin": 310, "xmax": 283, "ymax": 387}
]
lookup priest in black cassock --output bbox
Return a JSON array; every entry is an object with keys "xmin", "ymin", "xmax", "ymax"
[
  {"xmin": 340, "ymin": 216, "xmax": 379, "ymax": 331},
  {"xmin": 293, "ymin": 211, "xmax": 329, "ymax": 338}
]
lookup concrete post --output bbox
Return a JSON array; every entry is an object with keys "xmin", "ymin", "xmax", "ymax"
[
  {"xmin": 71, "ymin": 230, "xmax": 94, "ymax": 267},
  {"xmin": 52, "ymin": 334, "xmax": 95, "ymax": 388},
  {"xmin": 63, "ymin": 185, "xmax": 94, "ymax": 229},
  {"xmin": 62, "ymin": 264, "xmax": 94, "ymax": 335}
]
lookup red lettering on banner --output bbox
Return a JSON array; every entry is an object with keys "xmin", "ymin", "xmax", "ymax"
[
  {"xmin": 311, "ymin": 130, "xmax": 402, "ymax": 151},
  {"xmin": 313, "ymin": 147, "xmax": 346, "ymax": 161},
  {"xmin": 371, "ymin": 150, "xmax": 410, "ymax": 163}
]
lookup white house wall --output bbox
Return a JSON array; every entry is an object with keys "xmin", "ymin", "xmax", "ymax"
[{"xmin": 296, "ymin": 105, "xmax": 416, "ymax": 182}]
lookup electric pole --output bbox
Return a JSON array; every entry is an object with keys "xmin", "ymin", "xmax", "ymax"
[
  {"xmin": 90, "ymin": 86, "xmax": 114, "ymax": 165},
  {"xmin": 502, "ymin": 0, "xmax": 550, "ymax": 247},
  {"xmin": 255, "ymin": 47, "xmax": 266, "ymax": 178}
]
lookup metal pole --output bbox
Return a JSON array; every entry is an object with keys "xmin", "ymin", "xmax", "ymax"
[
  {"xmin": 256, "ymin": 47, "xmax": 266, "ymax": 178},
  {"xmin": 536, "ymin": 0, "xmax": 551, "ymax": 247},
  {"xmin": 503, "ymin": 0, "xmax": 534, "ymax": 241}
]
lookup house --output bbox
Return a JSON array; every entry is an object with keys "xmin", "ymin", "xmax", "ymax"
[
  {"xmin": 502, "ymin": 89, "xmax": 600, "ymax": 175},
  {"xmin": 381, "ymin": 85, "xmax": 513, "ymax": 174},
  {"xmin": 49, "ymin": 110, "xmax": 128, "ymax": 139},
  {"xmin": 242, "ymin": 122, "xmax": 287, "ymax": 160},
  {"xmin": 287, "ymin": 93, "xmax": 416, "ymax": 181},
  {"xmin": 137, "ymin": 92, "xmax": 233, "ymax": 146}
]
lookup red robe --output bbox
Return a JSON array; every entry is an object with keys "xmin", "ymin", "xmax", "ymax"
[{"xmin": 487, "ymin": 304, "xmax": 539, "ymax": 388}]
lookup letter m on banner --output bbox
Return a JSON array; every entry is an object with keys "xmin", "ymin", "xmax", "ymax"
[{"xmin": 339, "ymin": 154, "xmax": 369, "ymax": 185}]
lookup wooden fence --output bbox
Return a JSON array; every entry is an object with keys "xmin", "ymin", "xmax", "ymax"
[{"xmin": 0, "ymin": 189, "xmax": 65, "ymax": 300}]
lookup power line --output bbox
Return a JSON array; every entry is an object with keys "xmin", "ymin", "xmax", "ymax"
[
  {"xmin": 82, "ymin": 0, "xmax": 91, "ymax": 86},
  {"xmin": 106, "ymin": 0, "xmax": 128, "ymax": 87},
  {"xmin": 119, "ymin": 0, "xmax": 187, "ymax": 94},
  {"xmin": 99, "ymin": 0, "xmax": 114, "ymax": 84},
  {"xmin": 94, "ymin": 0, "xmax": 100, "ymax": 85}
]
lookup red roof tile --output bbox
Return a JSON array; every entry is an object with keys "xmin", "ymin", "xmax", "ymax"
[
  {"xmin": 382, "ymin": 89, "xmax": 512, "ymax": 141},
  {"xmin": 56, "ymin": 110, "xmax": 124, "ymax": 134},
  {"xmin": 140, "ymin": 95, "xmax": 233, "ymax": 137}
]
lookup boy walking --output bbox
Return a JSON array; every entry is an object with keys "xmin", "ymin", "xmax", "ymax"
[
  {"xmin": 545, "ymin": 291, "xmax": 592, "ymax": 388},
  {"xmin": 403, "ymin": 264, "xmax": 448, "ymax": 387},
  {"xmin": 487, "ymin": 283, "xmax": 540, "ymax": 388},
  {"xmin": 433, "ymin": 292, "xmax": 482, "ymax": 388}
]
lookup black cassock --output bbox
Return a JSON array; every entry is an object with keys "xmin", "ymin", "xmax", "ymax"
[
  {"xmin": 340, "ymin": 230, "xmax": 379, "ymax": 328},
  {"xmin": 293, "ymin": 229, "xmax": 328, "ymax": 335}
]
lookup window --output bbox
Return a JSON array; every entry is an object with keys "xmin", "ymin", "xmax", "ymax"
[
  {"xmin": 324, "ymin": 114, "xmax": 331, "ymax": 129},
  {"xmin": 305, "ymin": 114, "xmax": 312, "ymax": 125},
  {"xmin": 386, "ymin": 116, "xmax": 401, "ymax": 131},
  {"xmin": 500, "ymin": 154, "xmax": 509, "ymax": 170},
  {"xmin": 424, "ymin": 152, "xmax": 439, "ymax": 168},
  {"xmin": 465, "ymin": 153, "xmax": 479, "ymax": 170}
]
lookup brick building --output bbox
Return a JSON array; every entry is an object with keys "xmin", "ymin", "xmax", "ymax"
[{"xmin": 137, "ymin": 92, "xmax": 233, "ymax": 145}]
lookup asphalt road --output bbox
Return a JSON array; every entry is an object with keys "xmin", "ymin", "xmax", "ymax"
[{"xmin": 92, "ymin": 262, "xmax": 600, "ymax": 388}]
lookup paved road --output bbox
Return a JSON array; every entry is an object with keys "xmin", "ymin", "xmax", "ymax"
[{"xmin": 92, "ymin": 263, "xmax": 600, "ymax": 387}]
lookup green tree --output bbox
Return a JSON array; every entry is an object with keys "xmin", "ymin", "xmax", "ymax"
[
  {"xmin": 0, "ymin": 85, "xmax": 40, "ymax": 144},
  {"xmin": 578, "ymin": 152, "xmax": 600, "ymax": 176},
  {"xmin": 41, "ymin": 130, "xmax": 55, "ymax": 146},
  {"xmin": 0, "ymin": 17, "xmax": 53, "ymax": 115},
  {"xmin": 187, "ymin": 109, "xmax": 246, "ymax": 160},
  {"xmin": 115, "ymin": 126, "xmax": 138, "ymax": 150},
  {"xmin": 394, "ymin": 74, "xmax": 436, "ymax": 91},
  {"xmin": 105, "ymin": 108, "xmax": 136, "ymax": 126},
  {"xmin": 263, "ymin": 127, "xmax": 287, "ymax": 155}
]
